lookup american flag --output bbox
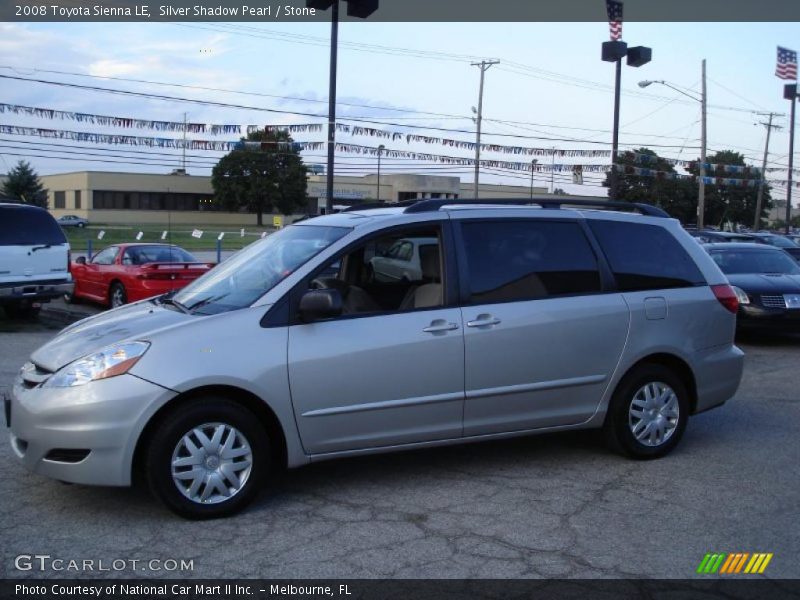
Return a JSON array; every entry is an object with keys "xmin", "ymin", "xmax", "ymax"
[
  {"xmin": 606, "ymin": 0, "xmax": 623, "ymax": 41},
  {"xmin": 776, "ymin": 46, "xmax": 797, "ymax": 80}
]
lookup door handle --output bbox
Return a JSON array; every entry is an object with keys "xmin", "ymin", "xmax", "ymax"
[
  {"xmin": 466, "ymin": 314, "xmax": 501, "ymax": 328},
  {"xmin": 423, "ymin": 320, "xmax": 459, "ymax": 333}
]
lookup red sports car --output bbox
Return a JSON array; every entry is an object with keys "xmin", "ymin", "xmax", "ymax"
[{"xmin": 67, "ymin": 243, "xmax": 212, "ymax": 308}]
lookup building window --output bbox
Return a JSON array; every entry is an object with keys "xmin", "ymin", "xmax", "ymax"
[
  {"xmin": 90, "ymin": 190, "xmax": 225, "ymax": 212},
  {"xmin": 74, "ymin": 190, "xmax": 81, "ymax": 209},
  {"xmin": 54, "ymin": 191, "xmax": 66, "ymax": 209}
]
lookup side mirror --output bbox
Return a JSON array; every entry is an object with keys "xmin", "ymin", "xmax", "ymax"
[
  {"xmin": 75, "ymin": 256, "xmax": 87, "ymax": 265},
  {"xmin": 299, "ymin": 289, "xmax": 342, "ymax": 322}
]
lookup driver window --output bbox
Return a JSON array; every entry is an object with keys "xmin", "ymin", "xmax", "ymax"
[{"xmin": 308, "ymin": 226, "xmax": 444, "ymax": 317}]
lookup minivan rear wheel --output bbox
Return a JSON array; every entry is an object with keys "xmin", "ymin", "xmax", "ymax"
[
  {"xmin": 144, "ymin": 398, "xmax": 269, "ymax": 519},
  {"xmin": 604, "ymin": 364, "xmax": 689, "ymax": 459}
]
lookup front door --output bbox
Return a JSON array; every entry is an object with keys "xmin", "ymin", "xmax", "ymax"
[{"xmin": 287, "ymin": 223, "xmax": 465, "ymax": 455}]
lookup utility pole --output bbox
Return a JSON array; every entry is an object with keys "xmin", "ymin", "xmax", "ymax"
[
  {"xmin": 754, "ymin": 112, "xmax": 781, "ymax": 231},
  {"xmin": 698, "ymin": 59, "xmax": 707, "ymax": 229},
  {"xmin": 376, "ymin": 144, "xmax": 385, "ymax": 202},
  {"xmin": 550, "ymin": 147, "xmax": 556, "ymax": 193},
  {"xmin": 182, "ymin": 112, "xmax": 187, "ymax": 173},
  {"xmin": 529, "ymin": 159, "xmax": 536, "ymax": 198},
  {"xmin": 471, "ymin": 60, "xmax": 499, "ymax": 199}
]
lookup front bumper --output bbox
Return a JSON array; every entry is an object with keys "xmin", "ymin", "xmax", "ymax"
[
  {"xmin": 8, "ymin": 373, "xmax": 176, "ymax": 486},
  {"xmin": 738, "ymin": 305, "xmax": 800, "ymax": 331},
  {"xmin": 0, "ymin": 280, "xmax": 73, "ymax": 303}
]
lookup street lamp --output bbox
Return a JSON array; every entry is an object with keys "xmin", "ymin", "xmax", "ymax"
[
  {"xmin": 376, "ymin": 144, "xmax": 385, "ymax": 201},
  {"xmin": 639, "ymin": 61, "xmax": 708, "ymax": 228},
  {"xmin": 601, "ymin": 41, "xmax": 652, "ymax": 200},
  {"xmin": 307, "ymin": 0, "xmax": 379, "ymax": 214}
]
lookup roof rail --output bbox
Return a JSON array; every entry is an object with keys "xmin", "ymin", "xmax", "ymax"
[
  {"xmin": 402, "ymin": 197, "xmax": 670, "ymax": 218},
  {"xmin": 341, "ymin": 200, "xmax": 419, "ymax": 212}
]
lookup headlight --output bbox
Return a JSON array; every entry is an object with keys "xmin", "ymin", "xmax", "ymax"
[
  {"xmin": 43, "ymin": 341, "xmax": 150, "ymax": 388},
  {"xmin": 732, "ymin": 286, "xmax": 750, "ymax": 305}
]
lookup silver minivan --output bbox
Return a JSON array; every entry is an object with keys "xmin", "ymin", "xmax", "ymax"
[{"xmin": 7, "ymin": 199, "xmax": 744, "ymax": 518}]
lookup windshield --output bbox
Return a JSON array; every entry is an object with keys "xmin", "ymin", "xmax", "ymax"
[
  {"xmin": 711, "ymin": 250, "xmax": 800, "ymax": 275},
  {"xmin": 173, "ymin": 224, "xmax": 350, "ymax": 315}
]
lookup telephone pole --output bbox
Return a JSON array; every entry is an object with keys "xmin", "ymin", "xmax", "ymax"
[
  {"xmin": 471, "ymin": 60, "xmax": 499, "ymax": 199},
  {"xmin": 182, "ymin": 112, "xmax": 188, "ymax": 173},
  {"xmin": 754, "ymin": 112, "xmax": 782, "ymax": 231},
  {"xmin": 698, "ymin": 59, "xmax": 707, "ymax": 229}
]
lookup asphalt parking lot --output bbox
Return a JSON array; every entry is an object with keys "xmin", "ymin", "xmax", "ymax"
[{"xmin": 0, "ymin": 314, "xmax": 798, "ymax": 580}]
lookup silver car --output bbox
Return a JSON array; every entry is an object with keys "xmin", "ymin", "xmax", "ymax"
[{"xmin": 7, "ymin": 199, "xmax": 744, "ymax": 519}]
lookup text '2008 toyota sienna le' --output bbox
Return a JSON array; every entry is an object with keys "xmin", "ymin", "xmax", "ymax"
[{"xmin": 7, "ymin": 198, "xmax": 744, "ymax": 518}]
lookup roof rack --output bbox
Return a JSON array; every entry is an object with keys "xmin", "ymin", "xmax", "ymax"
[
  {"xmin": 402, "ymin": 197, "xmax": 670, "ymax": 218},
  {"xmin": 341, "ymin": 200, "xmax": 418, "ymax": 212}
]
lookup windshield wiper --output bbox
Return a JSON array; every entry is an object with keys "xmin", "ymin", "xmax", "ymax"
[
  {"xmin": 186, "ymin": 294, "xmax": 228, "ymax": 314},
  {"xmin": 155, "ymin": 294, "xmax": 190, "ymax": 314}
]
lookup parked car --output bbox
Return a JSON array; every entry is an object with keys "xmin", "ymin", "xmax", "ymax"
[
  {"xmin": 746, "ymin": 232, "xmax": 800, "ymax": 262},
  {"xmin": 705, "ymin": 242, "xmax": 800, "ymax": 331},
  {"xmin": 686, "ymin": 230, "xmax": 757, "ymax": 244},
  {"xmin": 368, "ymin": 236, "xmax": 439, "ymax": 283},
  {"xmin": 67, "ymin": 243, "xmax": 211, "ymax": 308},
  {"xmin": 57, "ymin": 215, "xmax": 89, "ymax": 228},
  {"xmin": 9, "ymin": 198, "xmax": 744, "ymax": 519},
  {"xmin": 0, "ymin": 203, "xmax": 73, "ymax": 318}
]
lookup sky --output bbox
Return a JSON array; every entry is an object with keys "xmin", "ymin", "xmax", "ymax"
[{"xmin": 1, "ymin": 19, "xmax": 800, "ymax": 200}]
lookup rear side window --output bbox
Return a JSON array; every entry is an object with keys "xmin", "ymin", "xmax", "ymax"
[
  {"xmin": 588, "ymin": 220, "xmax": 704, "ymax": 292},
  {"xmin": 460, "ymin": 220, "xmax": 601, "ymax": 304},
  {"xmin": 0, "ymin": 206, "xmax": 67, "ymax": 246}
]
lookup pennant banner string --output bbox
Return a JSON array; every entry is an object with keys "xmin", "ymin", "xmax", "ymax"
[{"xmin": 0, "ymin": 102, "xmax": 241, "ymax": 135}]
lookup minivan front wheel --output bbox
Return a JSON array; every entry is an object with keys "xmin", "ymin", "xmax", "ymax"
[
  {"xmin": 144, "ymin": 398, "xmax": 269, "ymax": 519},
  {"xmin": 604, "ymin": 364, "xmax": 689, "ymax": 459}
]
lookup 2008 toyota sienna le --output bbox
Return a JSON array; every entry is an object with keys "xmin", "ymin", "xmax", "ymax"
[{"xmin": 7, "ymin": 198, "xmax": 744, "ymax": 519}]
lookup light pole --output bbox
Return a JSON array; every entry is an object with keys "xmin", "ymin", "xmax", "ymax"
[
  {"xmin": 639, "ymin": 61, "xmax": 708, "ymax": 228},
  {"xmin": 783, "ymin": 84, "xmax": 798, "ymax": 234},
  {"xmin": 307, "ymin": 0, "xmax": 379, "ymax": 213},
  {"xmin": 376, "ymin": 144, "xmax": 385, "ymax": 201},
  {"xmin": 602, "ymin": 42, "xmax": 652, "ymax": 200}
]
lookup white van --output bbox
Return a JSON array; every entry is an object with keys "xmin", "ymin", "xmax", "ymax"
[{"xmin": 0, "ymin": 203, "xmax": 73, "ymax": 318}]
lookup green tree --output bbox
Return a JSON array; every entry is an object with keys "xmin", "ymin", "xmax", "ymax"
[
  {"xmin": 2, "ymin": 160, "xmax": 48, "ymax": 208},
  {"xmin": 603, "ymin": 148, "xmax": 696, "ymax": 222},
  {"xmin": 212, "ymin": 129, "xmax": 308, "ymax": 226},
  {"xmin": 685, "ymin": 150, "xmax": 770, "ymax": 228}
]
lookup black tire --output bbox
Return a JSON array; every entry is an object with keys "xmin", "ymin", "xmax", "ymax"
[
  {"xmin": 144, "ymin": 398, "xmax": 269, "ymax": 519},
  {"xmin": 77, "ymin": 222, "xmax": 85, "ymax": 228},
  {"xmin": 109, "ymin": 282, "xmax": 127, "ymax": 308},
  {"xmin": 603, "ymin": 363, "xmax": 689, "ymax": 460},
  {"xmin": 64, "ymin": 290, "xmax": 79, "ymax": 304}
]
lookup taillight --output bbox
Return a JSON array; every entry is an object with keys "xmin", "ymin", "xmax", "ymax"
[
  {"xmin": 711, "ymin": 284, "xmax": 739, "ymax": 314},
  {"xmin": 67, "ymin": 248, "xmax": 71, "ymax": 272}
]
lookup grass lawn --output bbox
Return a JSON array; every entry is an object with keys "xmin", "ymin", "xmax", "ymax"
[{"xmin": 64, "ymin": 224, "xmax": 276, "ymax": 253}]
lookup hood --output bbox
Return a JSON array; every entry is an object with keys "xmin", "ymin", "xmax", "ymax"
[
  {"xmin": 31, "ymin": 300, "xmax": 194, "ymax": 372},
  {"xmin": 726, "ymin": 273, "xmax": 800, "ymax": 294}
]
